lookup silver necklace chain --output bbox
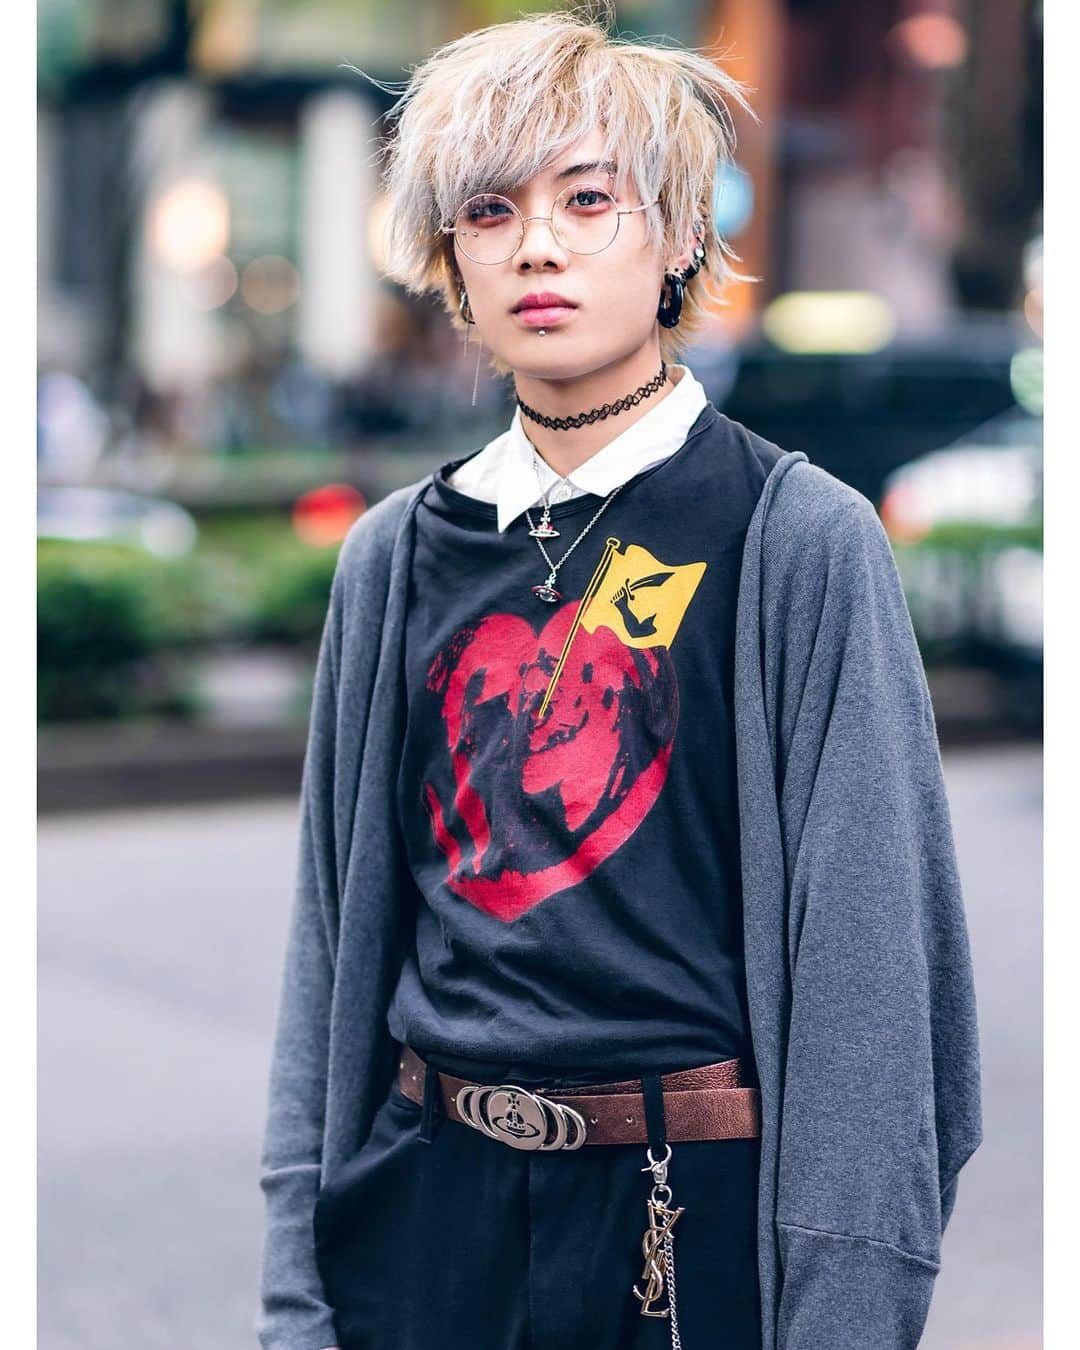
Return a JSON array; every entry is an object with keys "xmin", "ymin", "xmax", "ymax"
[
  {"xmin": 526, "ymin": 448, "xmax": 623, "ymax": 602},
  {"xmin": 524, "ymin": 448, "xmax": 623, "ymax": 601}
]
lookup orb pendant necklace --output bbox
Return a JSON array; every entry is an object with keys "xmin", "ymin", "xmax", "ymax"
[
  {"xmin": 520, "ymin": 335, "xmax": 652, "ymax": 600},
  {"xmin": 527, "ymin": 450, "xmax": 562, "ymax": 540},
  {"xmin": 524, "ymin": 466, "xmax": 625, "ymax": 601}
]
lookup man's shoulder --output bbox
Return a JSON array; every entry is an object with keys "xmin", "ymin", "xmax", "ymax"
[
  {"xmin": 709, "ymin": 409, "xmax": 788, "ymax": 482},
  {"xmin": 788, "ymin": 457, "xmax": 871, "ymax": 512},
  {"xmin": 747, "ymin": 452, "xmax": 905, "ymax": 646},
  {"xmin": 334, "ymin": 476, "xmax": 429, "ymax": 586},
  {"xmin": 761, "ymin": 452, "xmax": 882, "ymax": 564},
  {"xmin": 355, "ymin": 474, "xmax": 430, "ymax": 540},
  {"xmin": 707, "ymin": 411, "xmax": 867, "ymax": 538}
]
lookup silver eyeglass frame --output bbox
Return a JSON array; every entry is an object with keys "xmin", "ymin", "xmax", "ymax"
[{"xmin": 439, "ymin": 181, "xmax": 660, "ymax": 264}]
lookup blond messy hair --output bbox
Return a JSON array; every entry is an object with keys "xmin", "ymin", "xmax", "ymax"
[{"xmin": 354, "ymin": 2, "xmax": 758, "ymax": 372}]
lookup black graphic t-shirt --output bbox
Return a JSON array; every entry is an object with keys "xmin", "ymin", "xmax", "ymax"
[{"xmin": 386, "ymin": 403, "xmax": 782, "ymax": 1083}]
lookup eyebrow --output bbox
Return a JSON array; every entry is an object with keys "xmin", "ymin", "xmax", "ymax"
[{"xmin": 552, "ymin": 159, "xmax": 618, "ymax": 182}]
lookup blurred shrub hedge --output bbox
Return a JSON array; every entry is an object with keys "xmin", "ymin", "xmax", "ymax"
[
  {"xmin": 38, "ymin": 515, "xmax": 340, "ymax": 722},
  {"xmin": 40, "ymin": 509, "xmax": 1040, "ymax": 723},
  {"xmin": 914, "ymin": 519, "xmax": 1043, "ymax": 552}
]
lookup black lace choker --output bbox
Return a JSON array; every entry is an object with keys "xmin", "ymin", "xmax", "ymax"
[{"xmin": 516, "ymin": 362, "xmax": 668, "ymax": 431}]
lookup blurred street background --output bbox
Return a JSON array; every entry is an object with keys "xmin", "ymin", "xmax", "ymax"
[{"xmin": 37, "ymin": 1, "xmax": 1043, "ymax": 1346}]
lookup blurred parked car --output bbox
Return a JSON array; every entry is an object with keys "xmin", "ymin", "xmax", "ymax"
[
  {"xmin": 878, "ymin": 404, "xmax": 1043, "ymax": 730},
  {"xmin": 719, "ymin": 311, "xmax": 1032, "ymax": 503},
  {"xmin": 37, "ymin": 487, "xmax": 198, "ymax": 558}
]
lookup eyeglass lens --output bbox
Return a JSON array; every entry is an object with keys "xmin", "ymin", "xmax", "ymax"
[{"xmin": 451, "ymin": 184, "xmax": 620, "ymax": 263}]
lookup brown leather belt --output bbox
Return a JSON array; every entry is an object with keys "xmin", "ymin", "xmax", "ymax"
[{"xmin": 396, "ymin": 1044, "xmax": 761, "ymax": 1151}]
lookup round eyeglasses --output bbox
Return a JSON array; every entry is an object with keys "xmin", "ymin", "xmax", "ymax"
[{"xmin": 440, "ymin": 183, "xmax": 659, "ymax": 265}]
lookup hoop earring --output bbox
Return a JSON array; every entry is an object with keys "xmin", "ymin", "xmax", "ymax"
[
  {"xmin": 657, "ymin": 270, "xmax": 685, "ymax": 329},
  {"xmin": 657, "ymin": 240, "xmax": 706, "ymax": 330}
]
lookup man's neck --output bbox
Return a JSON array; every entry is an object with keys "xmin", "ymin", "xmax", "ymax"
[{"xmin": 513, "ymin": 351, "xmax": 680, "ymax": 480}]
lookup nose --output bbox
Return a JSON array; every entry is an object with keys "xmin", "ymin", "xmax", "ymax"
[{"xmin": 514, "ymin": 213, "xmax": 568, "ymax": 270}]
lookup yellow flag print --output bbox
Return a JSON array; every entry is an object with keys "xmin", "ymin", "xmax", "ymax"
[
  {"xmin": 537, "ymin": 537, "xmax": 707, "ymax": 719},
  {"xmin": 579, "ymin": 539, "xmax": 706, "ymax": 650}
]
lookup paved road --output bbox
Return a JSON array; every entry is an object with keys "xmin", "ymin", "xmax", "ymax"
[{"xmin": 38, "ymin": 743, "xmax": 1041, "ymax": 1349}]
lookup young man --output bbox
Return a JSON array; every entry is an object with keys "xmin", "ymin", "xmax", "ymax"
[{"xmin": 256, "ymin": 10, "xmax": 983, "ymax": 1349}]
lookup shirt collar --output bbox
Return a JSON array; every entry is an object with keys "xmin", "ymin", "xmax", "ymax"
[{"xmin": 495, "ymin": 363, "xmax": 708, "ymax": 533}]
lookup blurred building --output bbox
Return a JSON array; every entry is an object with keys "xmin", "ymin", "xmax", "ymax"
[{"xmin": 37, "ymin": 0, "xmax": 1042, "ymax": 472}]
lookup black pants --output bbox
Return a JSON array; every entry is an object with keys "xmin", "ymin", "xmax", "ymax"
[{"xmin": 313, "ymin": 1054, "xmax": 762, "ymax": 1350}]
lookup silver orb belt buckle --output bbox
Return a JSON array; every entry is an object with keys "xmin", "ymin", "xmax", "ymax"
[{"xmin": 455, "ymin": 1082, "xmax": 587, "ymax": 1151}]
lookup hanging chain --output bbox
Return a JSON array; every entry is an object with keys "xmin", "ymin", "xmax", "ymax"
[
  {"xmin": 663, "ymin": 1224, "xmax": 683, "ymax": 1350},
  {"xmin": 633, "ymin": 1143, "xmax": 685, "ymax": 1347}
]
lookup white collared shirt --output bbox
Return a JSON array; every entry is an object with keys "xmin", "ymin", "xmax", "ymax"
[{"xmin": 445, "ymin": 363, "xmax": 709, "ymax": 533}]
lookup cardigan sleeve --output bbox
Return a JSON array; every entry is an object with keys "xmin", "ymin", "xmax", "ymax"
[
  {"xmin": 255, "ymin": 558, "xmax": 345, "ymax": 1350},
  {"xmin": 765, "ymin": 485, "xmax": 983, "ymax": 1348}
]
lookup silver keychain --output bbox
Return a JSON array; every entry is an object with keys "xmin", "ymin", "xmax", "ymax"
[{"xmin": 632, "ymin": 1141, "xmax": 685, "ymax": 1348}]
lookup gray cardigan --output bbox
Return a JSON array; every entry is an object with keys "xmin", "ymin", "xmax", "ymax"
[{"xmin": 256, "ymin": 439, "xmax": 983, "ymax": 1349}]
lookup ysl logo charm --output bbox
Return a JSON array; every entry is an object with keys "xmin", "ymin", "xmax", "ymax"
[
  {"xmin": 632, "ymin": 1142, "xmax": 685, "ymax": 1330},
  {"xmin": 633, "ymin": 1196, "xmax": 684, "ymax": 1315}
]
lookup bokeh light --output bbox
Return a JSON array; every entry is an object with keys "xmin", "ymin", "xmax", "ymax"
[
  {"xmin": 184, "ymin": 255, "xmax": 239, "ymax": 311},
  {"xmin": 240, "ymin": 255, "xmax": 301, "ymax": 315},
  {"xmin": 292, "ymin": 484, "xmax": 368, "ymax": 546},
  {"xmin": 1010, "ymin": 347, "xmax": 1044, "ymax": 415},
  {"xmin": 762, "ymin": 291, "xmax": 896, "ymax": 355},
  {"xmin": 887, "ymin": 13, "xmax": 968, "ymax": 70},
  {"xmin": 148, "ymin": 178, "xmax": 230, "ymax": 273}
]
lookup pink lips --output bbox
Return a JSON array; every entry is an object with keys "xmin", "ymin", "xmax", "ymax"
[
  {"xmin": 512, "ymin": 291, "xmax": 577, "ymax": 313},
  {"xmin": 515, "ymin": 305, "xmax": 576, "ymax": 327},
  {"xmin": 512, "ymin": 293, "xmax": 577, "ymax": 328}
]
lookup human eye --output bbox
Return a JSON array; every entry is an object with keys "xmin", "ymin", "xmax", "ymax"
[
  {"xmin": 564, "ymin": 185, "xmax": 615, "ymax": 212},
  {"xmin": 462, "ymin": 194, "xmax": 515, "ymax": 227}
]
